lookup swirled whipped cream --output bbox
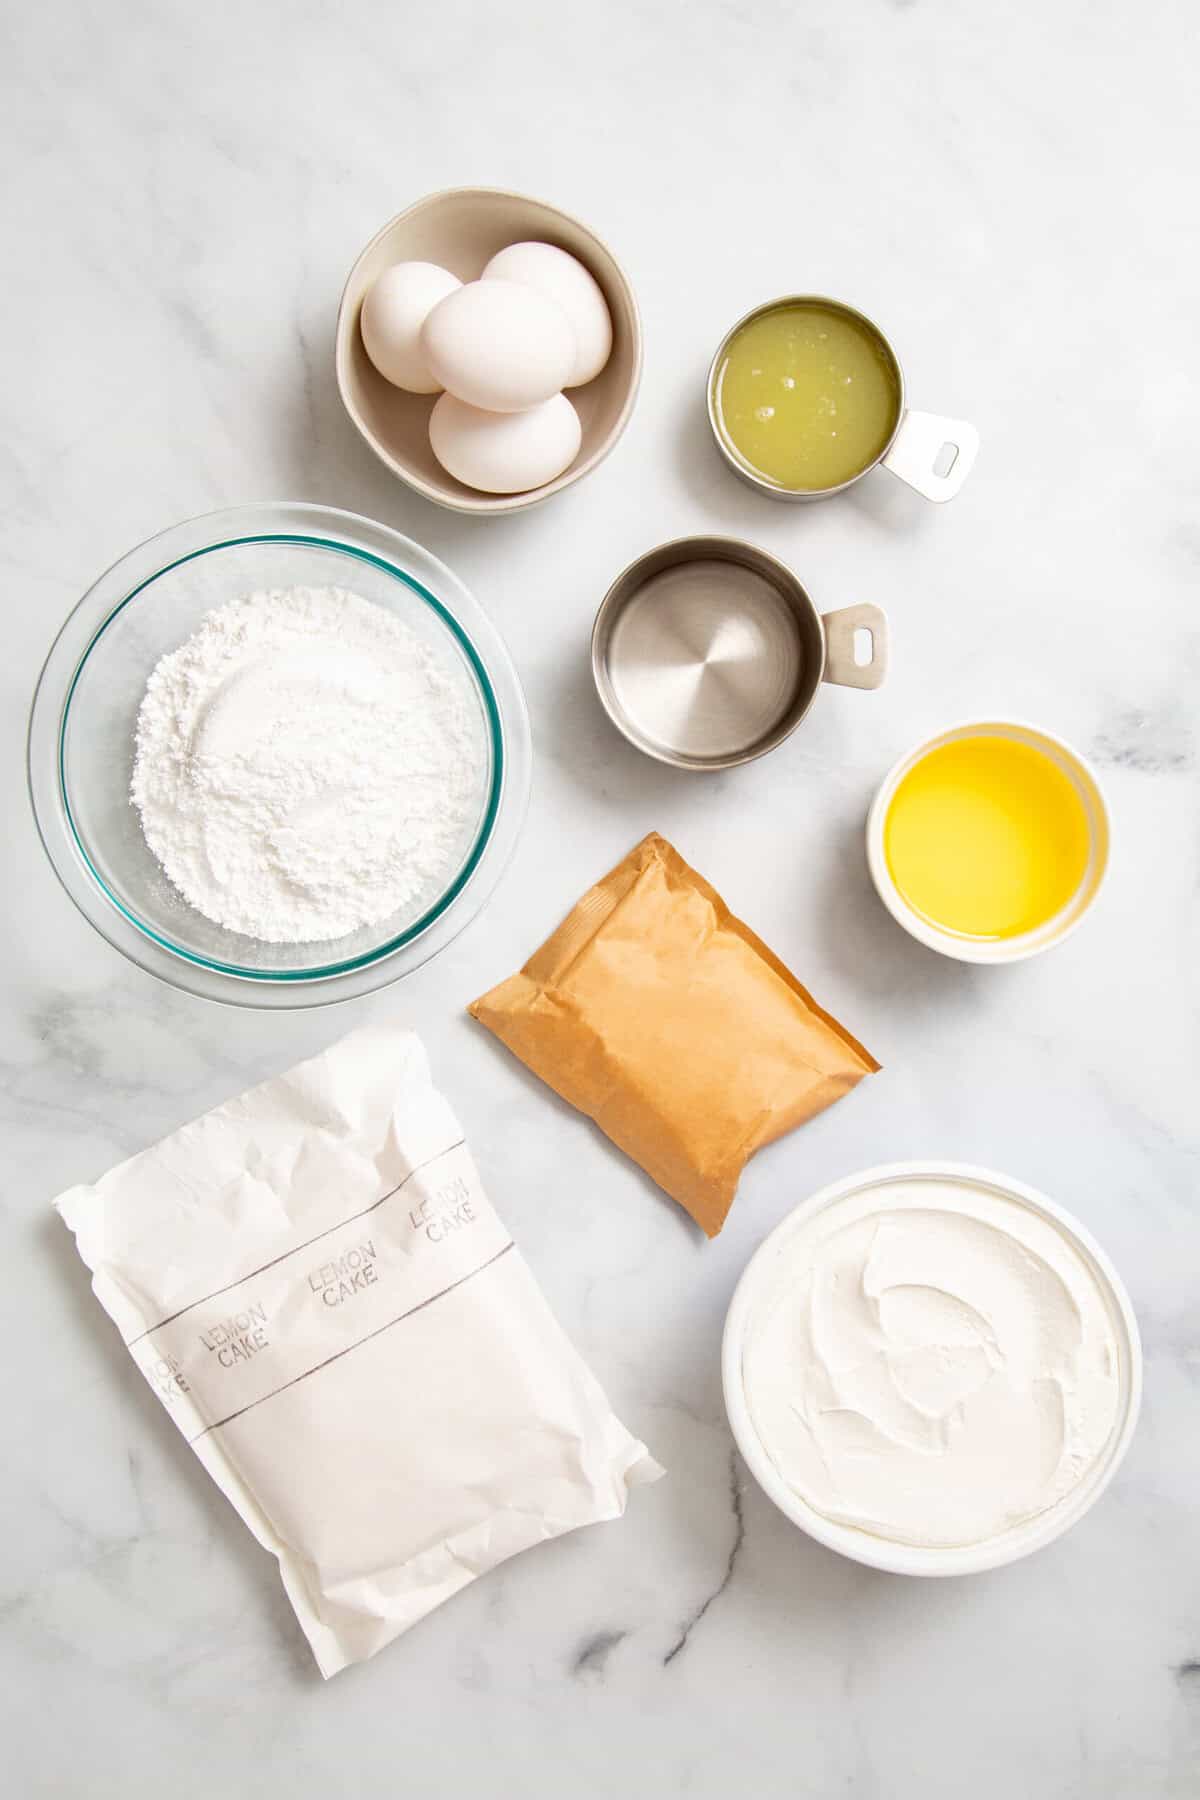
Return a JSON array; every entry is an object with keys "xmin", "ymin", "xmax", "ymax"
[{"xmin": 743, "ymin": 1177, "xmax": 1122, "ymax": 1548}]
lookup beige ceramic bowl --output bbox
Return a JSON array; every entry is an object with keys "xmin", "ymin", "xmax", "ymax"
[{"xmin": 336, "ymin": 188, "xmax": 643, "ymax": 515}]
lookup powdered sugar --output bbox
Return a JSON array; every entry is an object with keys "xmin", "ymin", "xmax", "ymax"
[{"xmin": 131, "ymin": 586, "xmax": 488, "ymax": 944}]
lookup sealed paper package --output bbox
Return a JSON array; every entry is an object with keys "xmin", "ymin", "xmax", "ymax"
[
  {"xmin": 470, "ymin": 832, "xmax": 879, "ymax": 1237},
  {"xmin": 55, "ymin": 1027, "xmax": 661, "ymax": 1677}
]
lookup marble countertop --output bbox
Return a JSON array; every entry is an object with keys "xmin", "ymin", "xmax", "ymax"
[{"xmin": 3, "ymin": 1, "xmax": 1197, "ymax": 1794}]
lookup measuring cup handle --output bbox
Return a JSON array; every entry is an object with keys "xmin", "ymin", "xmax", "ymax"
[
  {"xmin": 822, "ymin": 603, "xmax": 888, "ymax": 690},
  {"xmin": 882, "ymin": 410, "xmax": 979, "ymax": 502}
]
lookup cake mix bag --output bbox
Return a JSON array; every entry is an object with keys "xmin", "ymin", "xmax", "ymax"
[{"xmin": 55, "ymin": 1027, "xmax": 660, "ymax": 1677}]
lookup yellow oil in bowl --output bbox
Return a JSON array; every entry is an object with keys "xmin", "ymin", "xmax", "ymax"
[
  {"xmin": 883, "ymin": 735, "xmax": 1092, "ymax": 941},
  {"xmin": 711, "ymin": 301, "xmax": 901, "ymax": 493}
]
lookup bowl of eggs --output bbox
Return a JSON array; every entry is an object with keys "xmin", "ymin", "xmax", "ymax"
[{"xmin": 336, "ymin": 187, "xmax": 642, "ymax": 514}]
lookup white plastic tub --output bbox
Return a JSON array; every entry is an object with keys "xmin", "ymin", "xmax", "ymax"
[{"xmin": 722, "ymin": 1162, "xmax": 1141, "ymax": 1576}]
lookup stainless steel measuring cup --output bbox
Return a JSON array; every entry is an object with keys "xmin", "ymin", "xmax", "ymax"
[
  {"xmin": 707, "ymin": 296, "xmax": 979, "ymax": 503},
  {"xmin": 591, "ymin": 535, "xmax": 888, "ymax": 771}
]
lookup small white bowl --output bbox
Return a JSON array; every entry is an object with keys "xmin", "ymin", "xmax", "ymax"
[
  {"xmin": 865, "ymin": 718, "xmax": 1110, "ymax": 964},
  {"xmin": 722, "ymin": 1161, "xmax": 1142, "ymax": 1577}
]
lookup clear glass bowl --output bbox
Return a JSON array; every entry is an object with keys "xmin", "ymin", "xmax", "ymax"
[{"xmin": 28, "ymin": 503, "xmax": 531, "ymax": 1008}]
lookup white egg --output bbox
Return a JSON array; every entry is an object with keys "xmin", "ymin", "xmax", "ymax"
[
  {"xmin": 429, "ymin": 392, "xmax": 582, "ymax": 494},
  {"xmin": 482, "ymin": 241, "xmax": 613, "ymax": 387},
  {"xmin": 360, "ymin": 261, "xmax": 462, "ymax": 393},
  {"xmin": 420, "ymin": 280, "xmax": 576, "ymax": 413}
]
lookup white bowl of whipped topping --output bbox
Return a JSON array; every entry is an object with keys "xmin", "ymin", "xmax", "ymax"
[{"xmin": 722, "ymin": 1163, "xmax": 1141, "ymax": 1576}]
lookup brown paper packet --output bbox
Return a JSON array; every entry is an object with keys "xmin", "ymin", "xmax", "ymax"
[{"xmin": 468, "ymin": 832, "xmax": 879, "ymax": 1237}]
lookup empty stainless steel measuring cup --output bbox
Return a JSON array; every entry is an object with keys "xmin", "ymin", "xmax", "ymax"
[{"xmin": 592, "ymin": 535, "xmax": 888, "ymax": 771}]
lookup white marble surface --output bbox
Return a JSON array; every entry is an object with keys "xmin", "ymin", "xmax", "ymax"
[{"xmin": 3, "ymin": 1, "xmax": 1198, "ymax": 1793}]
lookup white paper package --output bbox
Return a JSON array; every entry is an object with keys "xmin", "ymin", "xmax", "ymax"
[{"xmin": 55, "ymin": 1026, "xmax": 662, "ymax": 1677}]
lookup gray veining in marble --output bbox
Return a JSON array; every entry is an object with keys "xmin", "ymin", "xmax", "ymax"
[{"xmin": 3, "ymin": 1, "xmax": 1198, "ymax": 1795}]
